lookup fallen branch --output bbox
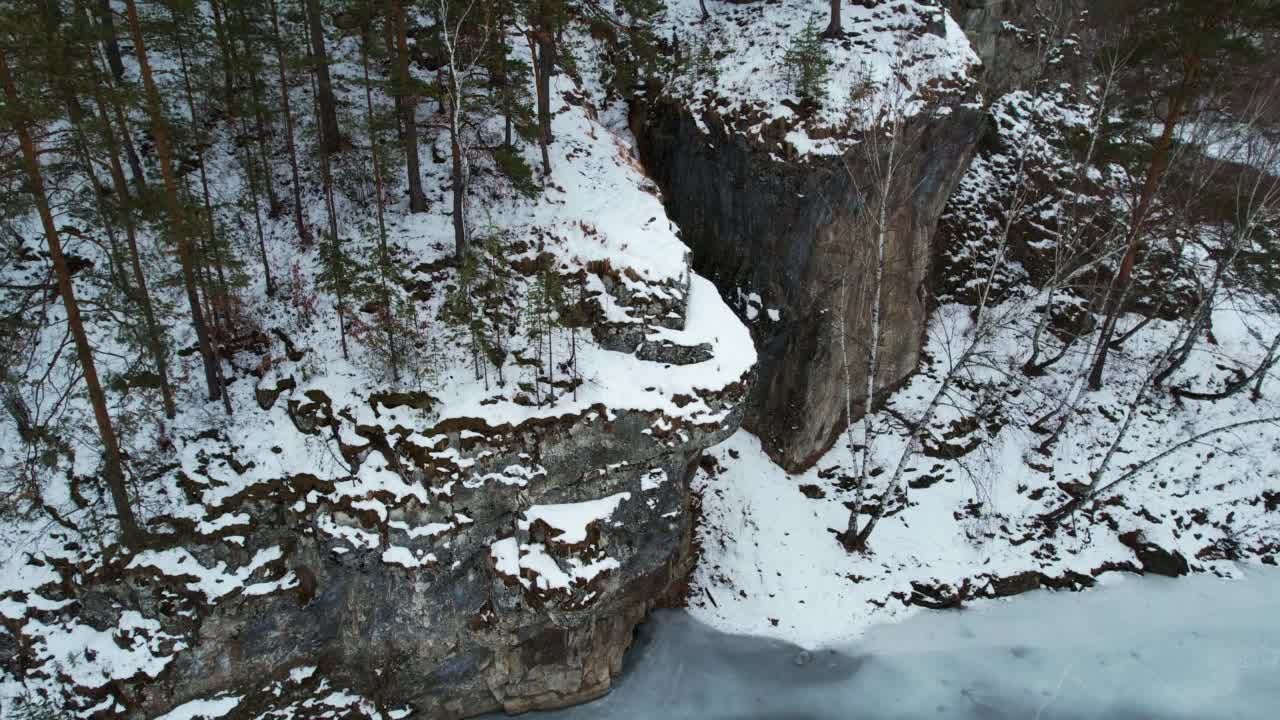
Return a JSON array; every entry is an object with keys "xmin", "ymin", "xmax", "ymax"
[{"xmin": 1042, "ymin": 416, "xmax": 1280, "ymax": 527}]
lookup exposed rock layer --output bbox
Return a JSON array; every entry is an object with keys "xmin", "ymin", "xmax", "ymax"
[
  {"xmin": 129, "ymin": 405, "xmax": 738, "ymax": 719},
  {"xmin": 633, "ymin": 101, "xmax": 984, "ymax": 471},
  {"xmin": 24, "ymin": 261, "xmax": 751, "ymax": 718}
]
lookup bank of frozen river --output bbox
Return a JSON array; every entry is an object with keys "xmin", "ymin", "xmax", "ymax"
[{"xmin": 517, "ymin": 568, "xmax": 1280, "ymax": 719}]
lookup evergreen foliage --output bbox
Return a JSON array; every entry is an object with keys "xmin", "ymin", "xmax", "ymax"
[
  {"xmin": 441, "ymin": 233, "xmax": 515, "ymax": 389},
  {"xmin": 782, "ymin": 14, "xmax": 831, "ymax": 101}
]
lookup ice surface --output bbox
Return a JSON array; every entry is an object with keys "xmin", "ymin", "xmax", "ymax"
[{"xmin": 515, "ymin": 568, "xmax": 1280, "ymax": 719}]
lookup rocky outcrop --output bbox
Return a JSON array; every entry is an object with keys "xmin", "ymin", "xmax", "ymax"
[
  {"xmin": 7, "ymin": 255, "xmax": 751, "ymax": 718},
  {"xmin": 129, "ymin": 268, "xmax": 746, "ymax": 717},
  {"xmin": 1120, "ymin": 530, "xmax": 1191, "ymax": 577},
  {"xmin": 125, "ymin": 403, "xmax": 739, "ymax": 719},
  {"xmin": 949, "ymin": 0, "xmax": 1028, "ymax": 88},
  {"xmin": 632, "ymin": 101, "xmax": 984, "ymax": 471},
  {"xmin": 949, "ymin": 0, "xmax": 1091, "ymax": 94}
]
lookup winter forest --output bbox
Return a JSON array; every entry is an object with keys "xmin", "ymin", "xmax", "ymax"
[{"xmin": 2, "ymin": 0, "xmax": 1280, "ymax": 717}]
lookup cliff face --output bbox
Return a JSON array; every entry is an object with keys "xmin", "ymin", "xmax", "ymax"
[
  {"xmin": 949, "ymin": 0, "xmax": 1090, "ymax": 94},
  {"xmin": 62, "ymin": 270, "xmax": 751, "ymax": 720},
  {"xmin": 132, "ymin": 395, "xmax": 741, "ymax": 718},
  {"xmin": 632, "ymin": 101, "xmax": 984, "ymax": 471}
]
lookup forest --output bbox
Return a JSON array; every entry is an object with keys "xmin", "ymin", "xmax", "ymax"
[{"xmin": 3, "ymin": 0, "xmax": 1280, "ymax": 717}]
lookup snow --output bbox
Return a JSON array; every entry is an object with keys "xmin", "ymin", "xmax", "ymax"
[
  {"xmin": 127, "ymin": 546, "xmax": 286, "ymax": 602},
  {"xmin": 24, "ymin": 610, "xmax": 183, "ymax": 689},
  {"xmin": 688, "ymin": 278, "xmax": 1280, "ymax": 647},
  {"xmin": 519, "ymin": 493, "xmax": 631, "ymax": 545},
  {"xmin": 659, "ymin": 0, "xmax": 979, "ymax": 156},
  {"xmin": 155, "ymin": 695, "xmax": 242, "ymax": 720},
  {"xmin": 491, "ymin": 537, "xmax": 521, "ymax": 577},
  {"xmin": 490, "ymin": 538, "xmax": 622, "ymax": 592},
  {"xmin": 641, "ymin": 468, "xmax": 668, "ymax": 492},
  {"xmin": 380, "ymin": 546, "xmax": 436, "ymax": 569}
]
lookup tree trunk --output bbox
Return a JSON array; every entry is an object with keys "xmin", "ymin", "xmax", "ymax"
[
  {"xmin": 225, "ymin": 0, "xmax": 281, "ymax": 215},
  {"xmin": 311, "ymin": 25, "xmax": 348, "ymax": 359},
  {"xmin": 207, "ymin": 0, "xmax": 238, "ymax": 103},
  {"xmin": 382, "ymin": 15, "xmax": 404, "ymax": 143},
  {"xmin": 450, "ymin": 117, "xmax": 467, "ymax": 258},
  {"xmin": 173, "ymin": 29, "xmax": 234, "ymax": 330},
  {"xmin": 269, "ymin": 0, "xmax": 312, "ymax": 246},
  {"xmin": 83, "ymin": 1, "xmax": 147, "ymax": 190},
  {"xmin": 95, "ymin": 0, "xmax": 126, "ymax": 82},
  {"xmin": 306, "ymin": 0, "xmax": 342, "ymax": 154},
  {"xmin": 2, "ymin": 50, "xmax": 142, "ymax": 546},
  {"xmin": 252, "ymin": 88, "xmax": 281, "ymax": 215},
  {"xmin": 65, "ymin": 95, "xmax": 130, "ymax": 296},
  {"xmin": 1088, "ymin": 54, "xmax": 1200, "ymax": 390},
  {"xmin": 123, "ymin": 0, "xmax": 223, "ymax": 403},
  {"xmin": 108, "ymin": 100, "xmax": 148, "ymax": 194},
  {"xmin": 361, "ymin": 29, "xmax": 400, "ymax": 381},
  {"xmin": 89, "ymin": 73, "xmax": 176, "ymax": 419},
  {"xmin": 821, "ymin": 0, "xmax": 842, "ymax": 38},
  {"xmin": 532, "ymin": 25, "xmax": 554, "ymax": 175},
  {"xmin": 240, "ymin": 111, "xmax": 277, "ymax": 298},
  {"xmin": 391, "ymin": 0, "xmax": 428, "ymax": 212},
  {"xmin": 1252, "ymin": 332, "xmax": 1280, "ymax": 401}
]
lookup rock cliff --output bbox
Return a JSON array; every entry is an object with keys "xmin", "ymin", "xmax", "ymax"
[
  {"xmin": 0, "ymin": 88, "xmax": 755, "ymax": 718},
  {"xmin": 40, "ymin": 271, "xmax": 750, "ymax": 719},
  {"xmin": 633, "ymin": 98, "xmax": 983, "ymax": 472},
  {"xmin": 634, "ymin": 0, "xmax": 985, "ymax": 471}
]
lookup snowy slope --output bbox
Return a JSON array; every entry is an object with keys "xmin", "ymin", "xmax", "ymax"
[
  {"xmin": 689, "ymin": 290, "xmax": 1280, "ymax": 647},
  {"xmin": 658, "ymin": 0, "xmax": 978, "ymax": 156}
]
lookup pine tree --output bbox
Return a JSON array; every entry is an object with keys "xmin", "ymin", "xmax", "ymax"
[
  {"xmin": 123, "ymin": 0, "xmax": 226, "ymax": 406},
  {"xmin": 1, "ymin": 43, "xmax": 143, "ymax": 546},
  {"xmin": 316, "ymin": 226, "xmax": 359, "ymax": 358},
  {"xmin": 389, "ymin": 0, "xmax": 428, "ymax": 212},
  {"xmin": 357, "ymin": 14, "xmax": 403, "ymax": 380},
  {"xmin": 821, "ymin": 0, "xmax": 842, "ymax": 40},
  {"xmin": 442, "ymin": 233, "xmax": 513, "ymax": 388},
  {"xmin": 782, "ymin": 14, "xmax": 831, "ymax": 102},
  {"xmin": 305, "ymin": 0, "xmax": 343, "ymax": 154},
  {"xmin": 523, "ymin": 0, "xmax": 567, "ymax": 175},
  {"xmin": 269, "ymin": 0, "xmax": 313, "ymax": 245},
  {"xmin": 1087, "ymin": 0, "xmax": 1280, "ymax": 389},
  {"xmin": 67, "ymin": 1, "xmax": 177, "ymax": 419}
]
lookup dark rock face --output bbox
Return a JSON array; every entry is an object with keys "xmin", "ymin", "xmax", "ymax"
[
  {"xmin": 632, "ymin": 101, "xmax": 984, "ymax": 471},
  {"xmin": 126, "ymin": 403, "xmax": 741, "ymax": 719},
  {"xmin": 949, "ymin": 0, "xmax": 1090, "ymax": 95}
]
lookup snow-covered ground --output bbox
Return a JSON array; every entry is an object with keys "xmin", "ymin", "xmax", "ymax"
[
  {"xmin": 519, "ymin": 567, "xmax": 1280, "ymax": 719},
  {"xmin": 686, "ymin": 287, "xmax": 1280, "ymax": 647},
  {"xmin": 657, "ymin": 0, "xmax": 978, "ymax": 156}
]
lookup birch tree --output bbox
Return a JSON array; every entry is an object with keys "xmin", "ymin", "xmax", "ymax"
[
  {"xmin": 837, "ymin": 46, "xmax": 1040, "ymax": 552},
  {"xmin": 436, "ymin": 0, "xmax": 491, "ymax": 259}
]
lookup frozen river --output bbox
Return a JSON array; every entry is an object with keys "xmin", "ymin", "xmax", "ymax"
[{"xmin": 519, "ymin": 569, "xmax": 1280, "ymax": 719}]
